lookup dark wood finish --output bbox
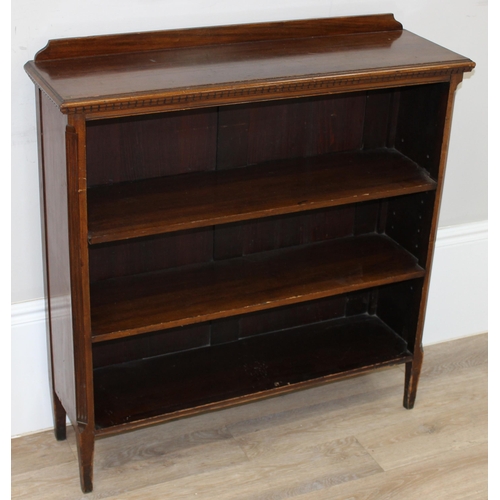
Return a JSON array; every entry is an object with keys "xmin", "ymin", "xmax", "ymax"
[
  {"xmin": 86, "ymin": 109, "xmax": 218, "ymax": 186},
  {"xmin": 88, "ymin": 229, "xmax": 213, "ymax": 282},
  {"xmin": 66, "ymin": 113, "xmax": 96, "ymax": 494},
  {"xmin": 395, "ymin": 83, "xmax": 450, "ymax": 179},
  {"xmin": 213, "ymin": 206, "xmax": 356, "ymax": 261},
  {"xmin": 92, "ymin": 324, "xmax": 211, "ymax": 368},
  {"xmin": 386, "ymin": 191, "xmax": 436, "ymax": 267},
  {"xmin": 90, "ymin": 234, "xmax": 425, "ymax": 342},
  {"xmin": 75, "ymin": 427, "xmax": 94, "ymax": 493},
  {"xmin": 93, "ymin": 314, "xmax": 413, "ymax": 433},
  {"xmin": 402, "ymin": 72, "xmax": 468, "ymax": 410},
  {"xmin": 87, "ymin": 149, "xmax": 436, "ymax": 244},
  {"xmin": 35, "ymin": 88, "xmax": 68, "ymax": 442},
  {"xmin": 25, "ymin": 15, "xmax": 474, "ymax": 492},
  {"xmin": 24, "ymin": 16, "xmax": 473, "ymax": 117},
  {"xmin": 37, "ymin": 92, "xmax": 77, "ymax": 425},
  {"xmin": 216, "ymin": 93, "xmax": 366, "ymax": 169},
  {"xmin": 32, "ymin": 14, "xmax": 403, "ymax": 61}
]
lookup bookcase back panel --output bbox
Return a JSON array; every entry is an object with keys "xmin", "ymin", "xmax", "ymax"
[
  {"xmin": 217, "ymin": 93, "xmax": 366, "ymax": 169},
  {"xmin": 213, "ymin": 205, "xmax": 357, "ymax": 260},
  {"xmin": 88, "ymin": 228, "xmax": 213, "ymax": 282},
  {"xmin": 238, "ymin": 291, "xmax": 368, "ymax": 340},
  {"xmin": 85, "ymin": 90, "xmax": 399, "ymax": 191},
  {"xmin": 91, "ymin": 296, "xmax": 348, "ymax": 368},
  {"xmin": 86, "ymin": 108, "xmax": 218, "ymax": 186},
  {"xmin": 92, "ymin": 324, "xmax": 211, "ymax": 369},
  {"xmin": 88, "ymin": 199, "xmax": 385, "ymax": 283},
  {"xmin": 362, "ymin": 89, "xmax": 400, "ymax": 149},
  {"xmin": 84, "ymin": 84, "xmax": 446, "ymax": 194}
]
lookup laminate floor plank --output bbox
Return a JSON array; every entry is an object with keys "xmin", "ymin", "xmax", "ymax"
[
  {"xmin": 418, "ymin": 333, "xmax": 487, "ymax": 378},
  {"xmin": 11, "ymin": 461, "xmax": 85, "ymax": 500},
  {"xmin": 227, "ymin": 334, "xmax": 487, "ymax": 445},
  {"xmin": 298, "ymin": 442, "xmax": 488, "ymax": 500},
  {"xmin": 354, "ymin": 383, "xmax": 487, "ymax": 471},
  {"xmin": 102, "ymin": 435, "xmax": 383, "ymax": 500},
  {"xmin": 11, "ymin": 428, "xmax": 78, "ymax": 476},
  {"xmin": 11, "ymin": 333, "xmax": 487, "ymax": 499},
  {"xmin": 226, "ymin": 344, "xmax": 486, "ymax": 474}
]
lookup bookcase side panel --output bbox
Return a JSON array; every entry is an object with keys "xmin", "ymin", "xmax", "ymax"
[
  {"xmin": 394, "ymin": 83, "xmax": 450, "ymax": 180},
  {"xmin": 375, "ymin": 279, "xmax": 424, "ymax": 348},
  {"xmin": 39, "ymin": 91, "xmax": 77, "ymax": 425}
]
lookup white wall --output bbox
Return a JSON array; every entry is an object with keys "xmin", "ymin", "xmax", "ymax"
[{"xmin": 11, "ymin": 0, "xmax": 488, "ymax": 436}]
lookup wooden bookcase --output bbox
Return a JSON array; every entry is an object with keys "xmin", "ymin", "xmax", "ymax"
[{"xmin": 25, "ymin": 14, "xmax": 475, "ymax": 492}]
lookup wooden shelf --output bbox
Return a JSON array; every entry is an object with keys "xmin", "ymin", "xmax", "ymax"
[
  {"xmin": 90, "ymin": 234, "xmax": 425, "ymax": 342},
  {"xmin": 93, "ymin": 314, "xmax": 412, "ymax": 433},
  {"xmin": 87, "ymin": 148, "xmax": 436, "ymax": 244}
]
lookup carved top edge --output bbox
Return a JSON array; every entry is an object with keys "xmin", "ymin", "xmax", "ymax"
[
  {"xmin": 57, "ymin": 64, "xmax": 472, "ymax": 117},
  {"xmin": 34, "ymin": 14, "xmax": 402, "ymax": 62}
]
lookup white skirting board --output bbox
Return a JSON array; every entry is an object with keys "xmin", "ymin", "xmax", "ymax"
[
  {"xmin": 423, "ymin": 221, "xmax": 488, "ymax": 345},
  {"xmin": 10, "ymin": 220, "xmax": 488, "ymax": 437}
]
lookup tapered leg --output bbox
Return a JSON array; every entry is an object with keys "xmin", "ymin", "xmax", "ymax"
[
  {"xmin": 75, "ymin": 426, "xmax": 95, "ymax": 493},
  {"xmin": 403, "ymin": 345, "xmax": 424, "ymax": 409},
  {"xmin": 52, "ymin": 391, "xmax": 67, "ymax": 441}
]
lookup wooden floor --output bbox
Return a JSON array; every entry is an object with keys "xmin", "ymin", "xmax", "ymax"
[{"xmin": 11, "ymin": 333, "xmax": 487, "ymax": 499}]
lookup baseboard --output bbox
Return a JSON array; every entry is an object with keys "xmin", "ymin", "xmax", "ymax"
[
  {"xmin": 423, "ymin": 220, "xmax": 488, "ymax": 344},
  {"xmin": 11, "ymin": 220, "xmax": 488, "ymax": 437},
  {"xmin": 10, "ymin": 298, "xmax": 47, "ymax": 327},
  {"xmin": 434, "ymin": 220, "xmax": 488, "ymax": 248},
  {"xmin": 11, "ymin": 299, "xmax": 54, "ymax": 438}
]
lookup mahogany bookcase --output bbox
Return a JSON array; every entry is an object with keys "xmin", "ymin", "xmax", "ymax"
[{"xmin": 25, "ymin": 14, "xmax": 474, "ymax": 492}]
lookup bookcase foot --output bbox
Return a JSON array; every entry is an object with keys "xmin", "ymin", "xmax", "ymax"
[
  {"xmin": 403, "ymin": 351, "xmax": 423, "ymax": 410},
  {"xmin": 52, "ymin": 392, "xmax": 67, "ymax": 441},
  {"xmin": 75, "ymin": 427, "xmax": 95, "ymax": 493}
]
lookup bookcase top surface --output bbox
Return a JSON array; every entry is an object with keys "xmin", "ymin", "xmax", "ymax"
[{"xmin": 25, "ymin": 14, "xmax": 475, "ymax": 116}]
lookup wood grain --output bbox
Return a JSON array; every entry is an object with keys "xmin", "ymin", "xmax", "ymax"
[
  {"xmin": 87, "ymin": 148, "xmax": 436, "ymax": 244},
  {"xmin": 32, "ymin": 14, "xmax": 403, "ymax": 60},
  {"xmin": 92, "ymin": 315, "xmax": 412, "ymax": 431},
  {"xmin": 299, "ymin": 443, "xmax": 487, "ymax": 500},
  {"xmin": 24, "ymin": 17, "xmax": 474, "ymax": 116},
  {"xmin": 90, "ymin": 234, "xmax": 425, "ymax": 341},
  {"xmin": 38, "ymin": 90, "xmax": 77, "ymax": 426}
]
